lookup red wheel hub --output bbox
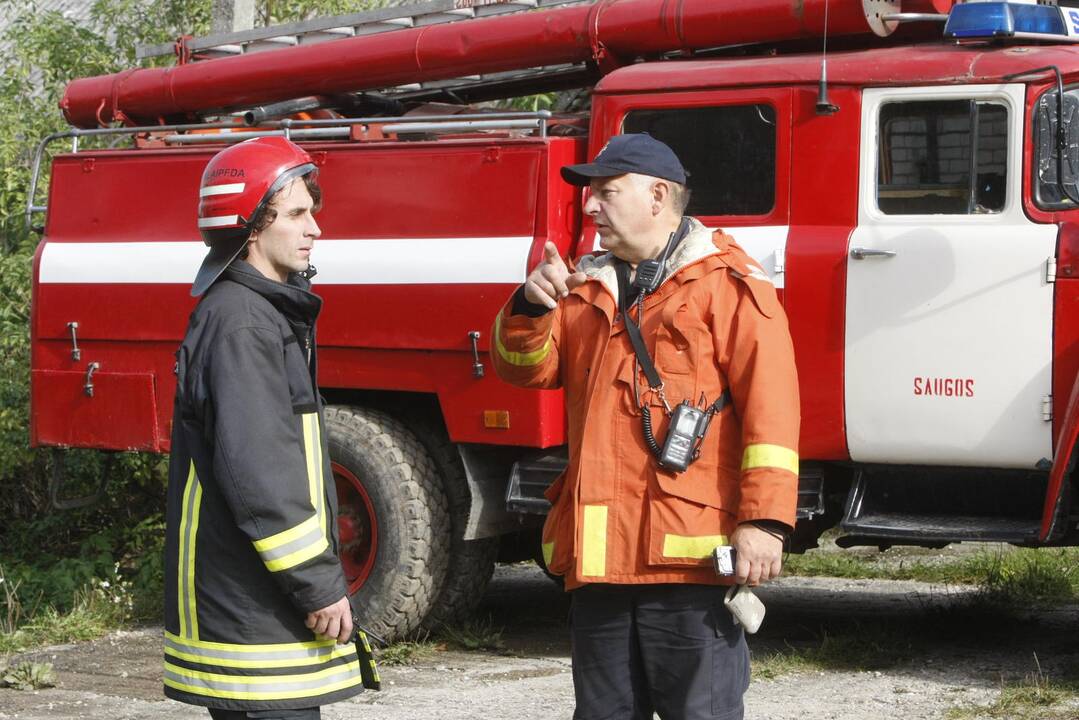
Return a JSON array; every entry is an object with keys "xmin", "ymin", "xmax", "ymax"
[{"xmin": 333, "ymin": 462, "xmax": 377, "ymax": 593}]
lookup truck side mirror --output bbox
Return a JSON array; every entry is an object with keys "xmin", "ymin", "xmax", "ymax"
[{"xmin": 1036, "ymin": 90, "xmax": 1079, "ymax": 196}]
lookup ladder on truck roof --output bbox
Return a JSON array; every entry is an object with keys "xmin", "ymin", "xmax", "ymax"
[
  {"xmin": 137, "ymin": 0, "xmax": 592, "ymax": 59},
  {"xmin": 135, "ymin": 0, "xmax": 595, "ymax": 104}
]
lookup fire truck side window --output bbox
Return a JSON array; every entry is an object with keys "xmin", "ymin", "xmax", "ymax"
[
  {"xmin": 622, "ymin": 105, "xmax": 776, "ymax": 216},
  {"xmin": 877, "ymin": 100, "xmax": 1007, "ymax": 215}
]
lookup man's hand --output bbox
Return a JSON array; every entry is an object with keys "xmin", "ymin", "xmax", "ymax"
[
  {"xmin": 305, "ymin": 596, "xmax": 353, "ymax": 645},
  {"xmin": 524, "ymin": 241, "xmax": 587, "ymax": 310},
  {"xmin": 731, "ymin": 524, "xmax": 784, "ymax": 587}
]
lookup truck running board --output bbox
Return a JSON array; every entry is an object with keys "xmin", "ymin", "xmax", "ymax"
[
  {"xmin": 506, "ymin": 450, "xmax": 828, "ymax": 519},
  {"xmin": 838, "ymin": 467, "xmax": 1045, "ymax": 546}
]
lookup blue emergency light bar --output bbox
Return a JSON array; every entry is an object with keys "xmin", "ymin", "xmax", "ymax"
[{"xmin": 944, "ymin": 2, "xmax": 1079, "ymax": 42}]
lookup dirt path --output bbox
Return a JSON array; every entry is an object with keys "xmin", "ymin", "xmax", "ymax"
[{"xmin": 2, "ymin": 564, "xmax": 1077, "ymax": 719}]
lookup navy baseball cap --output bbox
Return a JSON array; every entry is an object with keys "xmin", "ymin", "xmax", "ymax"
[{"xmin": 561, "ymin": 133, "xmax": 687, "ymax": 186}]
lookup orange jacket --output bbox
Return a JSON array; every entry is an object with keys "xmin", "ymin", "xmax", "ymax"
[{"xmin": 492, "ymin": 219, "xmax": 800, "ymax": 589}]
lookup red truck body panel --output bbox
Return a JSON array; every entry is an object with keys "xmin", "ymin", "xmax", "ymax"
[
  {"xmin": 32, "ymin": 136, "xmax": 584, "ymax": 451},
  {"xmin": 30, "ymin": 0, "xmax": 1079, "ymax": 550}
]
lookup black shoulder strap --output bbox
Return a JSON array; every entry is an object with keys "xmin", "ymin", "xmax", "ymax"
[
  {"xmin": 618, "ymin": 259, "xmax": 735, "ymax": 414},
  {"xmin": 616, "ymin": 261, "xmax": 663, "ymax": 391}
]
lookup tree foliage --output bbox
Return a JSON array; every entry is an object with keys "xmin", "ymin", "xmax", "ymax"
[{"xmin": 0, "ymin": 0, "xmax": 382, "ymax": 621}]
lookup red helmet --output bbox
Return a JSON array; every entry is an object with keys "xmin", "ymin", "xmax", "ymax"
[{"xmin": 192, "ymin": 136, "xmax": 316, "ymax": 296}]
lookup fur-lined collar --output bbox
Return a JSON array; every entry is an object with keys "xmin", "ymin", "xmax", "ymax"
[{"xmin": 575, "ymin": 217, "xmax": 719, "ymax": 301}]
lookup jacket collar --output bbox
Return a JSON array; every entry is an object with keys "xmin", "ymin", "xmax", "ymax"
[
  {"xmin": 575, "ymin": 216, "xmax": 719, "ymax": 302},
  {"xmin": 220, "ymin": 260, "xmax": 323, "ymax": 324}
]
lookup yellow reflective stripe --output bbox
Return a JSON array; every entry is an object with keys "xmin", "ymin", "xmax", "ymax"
[
  {"xmin": 253, "ymin": 513, "xmax": 327, "ymax": 572},
  {"xmin": 311, "ymin": 414, "xmax": 326, "ymax": 537},
  {"xmin": 177, "ymin": 464, "xmax": 192, "ymax": 639},
  {"xmin": 188, "ymin": 480, "xmax": 202, "ymax": 639},
  {"xmin": 302, "ymin": 413, "xmax": 328, "ymax": 543},
  {"xmin": 253, "ymin": 515, "xmax": 321, "ymax": 553},
  {"xmin": 581, "ymin": 505, "xmax": 608, "ymax": 577},
  {"xmin": 164, "ymin": 675, "xmax": 363, "ymax": 701},
  {"xmin": 741, "ymin": 444, "xmax": 799, "ymax": 475},
  {"xmin": 165, "ymin": 631, "xmax": 337, "ymax": 653},
  {"xmin": 302, "ymin": 413, "xmax": 319, "ymax": 520},
  {"xmin": 166, "ymin": 659, "xmax": 359, "ymax": 685},
  {"xmin": 164, "ymin": 644, "xmax": 355, "ymax": 669},
  {"xmin": 164, "ymin": 662, "xmax": 363, "ymax": 701},
  {"xmin": 541, "ymin": 541, "xmax": 554, "ymax": 568},
  {"xmin": 661, "ymin": 534, "xmax": 729, "ymax": 559},
  {"xmin": 264, "ymin": 536, "xmax": 329, "ymax": 572},
  {"xmin": 356, "ymin": 632, "xmax": 380, "ymax": 685},
  {"xmin": 493, "ymin": 311, "xmax": 552, "ymax": 367},
  {"xmin": 178, "ymin": 462, "xmax": 201, "ymax": 640},
  {"xmin": 164, "ymin": 675, "xmax": 364, "ymax": 701}
]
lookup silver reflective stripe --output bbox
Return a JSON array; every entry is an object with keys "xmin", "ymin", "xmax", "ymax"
[
  {"xmin": 200, "ymin": 183, "xmax": 245, "ymax": 197},
  {"xmin": 197, "ymin": 214, "xmax": 240, "ymax": 228},
  {"xmin": 258, "ymin": 525, "xmax": 326, "ymax": 565},
  {"xmin": 164, "ymin": 662, "xmax": 361, "ymax": 694},
  {"xmin": 164, "ymin": 635, "xmax": 337, "ymax": 662}
]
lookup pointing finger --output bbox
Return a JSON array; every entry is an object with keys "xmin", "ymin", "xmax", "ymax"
[{"xmin": 543, "ymin": 241, "xmax": 566, "ymax": 268}]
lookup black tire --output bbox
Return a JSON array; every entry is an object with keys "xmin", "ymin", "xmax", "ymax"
[
  {"xmin": 413, "ymin": 419, "xmax": 499, "ymax": 630},
  {"xmin": 325, "ymin": 406, "xmax": 450, "ymax": 641}
]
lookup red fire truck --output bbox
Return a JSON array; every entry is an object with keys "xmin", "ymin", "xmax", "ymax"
[{"xmin": 26, "ymin": 0, "xmax": 1079, "ymax": 639}]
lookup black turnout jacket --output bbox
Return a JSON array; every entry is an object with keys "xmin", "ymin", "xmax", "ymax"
[{"xmin": 164, "ymin": 261, "xmax": 363, "ymax": 710}]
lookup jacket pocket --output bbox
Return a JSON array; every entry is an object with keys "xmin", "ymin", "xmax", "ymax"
[
  {"xmin": 655, "ymin": 303, "xmax": 705, "ymax": 379},
  {"xmin": 645, "ymin": 462, "xmax": 739, "ymax": 568},
  {"xmin": 539, "ymin": 473, "xmax": 573, "ymax": 576}
]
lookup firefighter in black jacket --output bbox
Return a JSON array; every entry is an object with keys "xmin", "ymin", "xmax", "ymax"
[{"xmin": 164, "ymin": 137, "xmax": 369, "ymax": 719}]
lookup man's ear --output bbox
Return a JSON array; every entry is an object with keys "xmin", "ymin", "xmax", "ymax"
[{"xmin": 651, "ymin": 180, "xmax": 670, "ymax": 216}]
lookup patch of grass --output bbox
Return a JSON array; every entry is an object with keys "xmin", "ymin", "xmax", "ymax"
[
  {"xmin": 973, "ymin": 549, "xmax": 1078, "ymax": 605},
  {"xmin": 0, "ymin": 661, "xmax": 55, "ymax": 690},
  {"xmin": 376, "ymin": 639, "xmax": 440, "ymax": 667},
  {"xmin": 785, "ymin": 547, "xmax": 1079, "ymax": 605},
  {"xmin": 946, "ymin": 655, "xmax": 1079, "ymax": 719},
  {"xmin": 751, "ymin": 650, "xmax": 814, "ymax": 680},
  {"xmin": 0, "ymin": 570, "xmax": 132, "ymax": 654},
  {"xmin": 752, "ymin": 622, "xmax": 919, "ymax": 679},
  {"xmin": 804, "ymin": 624, "xmax": 916, "ymax": 671},
  {"xmin": 784, "ymin": 552, "xmax": 892, "ymax": 580},
  {"xmin": 436, "ymin": 616, "xmax": 505, "ymax": 652}
]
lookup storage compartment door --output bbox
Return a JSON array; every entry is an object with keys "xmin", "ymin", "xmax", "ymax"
[{"xmin": 31, "ymin": 370, "xmax": 160, "ymax": 451}]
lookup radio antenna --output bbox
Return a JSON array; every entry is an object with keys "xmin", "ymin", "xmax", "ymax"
[{"xmin": 816, "ymin": 0, "xmax": 839, "ymax": 115}]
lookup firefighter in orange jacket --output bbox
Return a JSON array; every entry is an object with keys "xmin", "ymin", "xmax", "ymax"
[{"xmin": 492, "ymin": 134, "xmax": 800, "ymax": 720}]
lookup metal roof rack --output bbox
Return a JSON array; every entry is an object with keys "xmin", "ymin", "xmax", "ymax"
[{"xmin": 26, "ymin": 110, "xmax": 552, "ymax": 232}]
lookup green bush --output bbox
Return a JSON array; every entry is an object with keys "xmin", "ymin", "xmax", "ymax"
[{"xmin": 0, "ymin": 0, "xmax": 386, "ymax": 649}]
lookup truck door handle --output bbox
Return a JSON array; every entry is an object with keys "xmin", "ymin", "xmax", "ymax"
[
  {"xmin": 468, "ymin": 331, "xmax": 484, "ymax": 378},
  {"xmin": 850, "ymin": 247, "xmax": 897, "ymax": 260}
]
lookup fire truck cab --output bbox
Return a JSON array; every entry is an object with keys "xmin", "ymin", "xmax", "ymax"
[{"xmin": 27, "ymin": 0, "xmax": 1079, "ymax": 640}]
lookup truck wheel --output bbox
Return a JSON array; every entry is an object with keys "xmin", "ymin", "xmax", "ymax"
[
  {"xmin": 414, "ymin": 421, "xmax": 498, "ymax": 630},
  {"xmin": 325, "ymin": 406, "xmax": 450, "ymax": 641}
]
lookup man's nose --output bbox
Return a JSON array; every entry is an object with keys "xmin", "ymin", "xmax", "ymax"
[
  {"xmin": 307, "ymin": 213, "xmax": 321, "ymax": 238},
  {"xmin": 583, "ymin": 193, "xmax": 599, "ymax": 215}
]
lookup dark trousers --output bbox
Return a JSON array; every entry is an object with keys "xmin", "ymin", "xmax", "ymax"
[
  {"xmin": 208, "ymin": 709, "xmax": 320, "ymax": 720},
  {"xmin": 570, "ymin": 584, "xmax": 750, "ymax": 720}
]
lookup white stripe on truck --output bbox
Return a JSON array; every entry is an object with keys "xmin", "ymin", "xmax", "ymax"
[{"xmin": 38, "ymin": 237, "xmax": 535, "ymax": 285}]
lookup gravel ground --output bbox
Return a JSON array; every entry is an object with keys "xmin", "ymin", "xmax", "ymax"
[{"xmin": 2, "ymin": 561, "xmax": 1077, "ymax": 720}]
